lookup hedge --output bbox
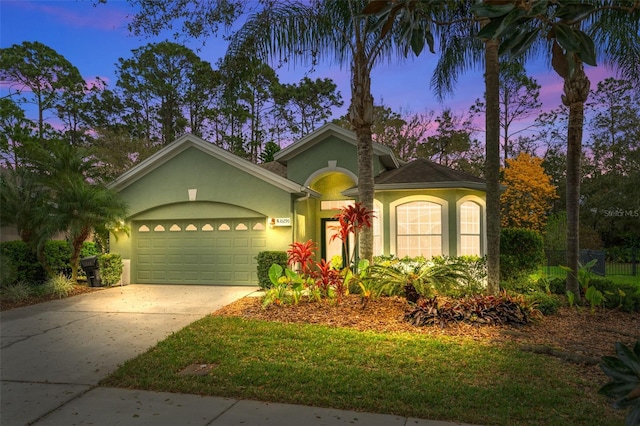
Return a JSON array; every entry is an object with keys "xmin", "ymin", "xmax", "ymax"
[
  {"xmin": 500, "ymin": 228, "xmax": 545, "ymax": 281},
  {"xmin": 255, "ymin": 251, "xmax": 288, "ymax": 289}
]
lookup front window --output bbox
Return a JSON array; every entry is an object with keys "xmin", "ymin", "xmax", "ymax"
[
  {"xmin": 396, "ymin": 201, "xmax": 442, "ymax": 258},
  {"xmin": 460, "ymin": 201, "xmax": 481, "ymax": 256}
]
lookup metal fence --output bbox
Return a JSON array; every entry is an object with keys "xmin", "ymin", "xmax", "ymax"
[{"xmin": 545, "ymin": 248, "xmax": 638, "ymax": 277}]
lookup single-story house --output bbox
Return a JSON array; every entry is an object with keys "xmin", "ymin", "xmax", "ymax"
[{"xmin": 108, "ymin": 123, "xmax": 486, "ymax": 286}]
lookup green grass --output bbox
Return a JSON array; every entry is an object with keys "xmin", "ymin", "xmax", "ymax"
[{"xmin": 102, "ymin": 316, "xmax": 623, "ymax": 425}]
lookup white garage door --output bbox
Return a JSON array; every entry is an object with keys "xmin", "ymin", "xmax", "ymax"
[{"xmin": 133, "ymin": 219, "xmax": 266, "ymax": 285}]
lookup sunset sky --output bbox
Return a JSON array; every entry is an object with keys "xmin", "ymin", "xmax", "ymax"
[{"xmin": 1, "ymin": 0, "xmax": 619, "ymax": 137}]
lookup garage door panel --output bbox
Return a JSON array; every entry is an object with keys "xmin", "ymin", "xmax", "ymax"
[{"xmin": 134, "ymin": 218, "xmax": 266, "ymax": 285}]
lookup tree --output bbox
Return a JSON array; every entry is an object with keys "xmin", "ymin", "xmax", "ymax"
[
  {"xmin": 418, "ymin": 108, "xmax": 482, "ymax": 172},
  {"xmin": 334, "ymin": 103, "xmax": 434, "ymax": 161},
  {"xmin": 475, "ymin": 0, "xmax": 640, "ymax": 299},
  {"xmin": 227, "ymin": 0, "xmax": 441, "ymax": 263},
  {"xmin": 364, "ymin": 0, "xmax": 502, "ymax": 295},
  {"xmin": 470, "ymin": 61, "xmax": 542, "ymax": 167},
  {"xmin": 501, "ymin": 152, "xmax": 558, "ymax": 232},
  {"xmin": 0, "ymin": 41, "xmax": 85, "ymax": 139},
  {"xmin": 30, "ymin": 140, "xmax": 128, "ymax": 282},
  {"xmin": 115, "ymin": 41, "xmax": 217, "ymax": 146},
  {"xmin": 273, "ymin": 76, "xmax": 343, "ymax": 139},
  {"xmin": 581, "ymin": 78, "xmax": 640, "ymax": 246}
]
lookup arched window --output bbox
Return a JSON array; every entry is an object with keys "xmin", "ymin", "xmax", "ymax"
[
  {"xmin": 395, "ymin": 201, "xmax": 442, "ymax": 258},
  {"xmin": 459, "ymin": 200, "xmax": 483, "ymax": 256}
]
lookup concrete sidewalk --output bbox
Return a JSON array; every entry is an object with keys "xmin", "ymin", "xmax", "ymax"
[{"xmin": 1, "ymin": 284, "xmax": 475, "ymax": 426}]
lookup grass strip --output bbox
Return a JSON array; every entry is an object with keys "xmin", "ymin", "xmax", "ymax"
[{"xmin": 101, "ymin": 316, "xmax": 622, "ymax": 425}]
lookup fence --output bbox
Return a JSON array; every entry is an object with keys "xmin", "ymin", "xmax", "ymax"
[{"xmin": 545, "ymin": 248, "xmax": 638, "ymax": 277}]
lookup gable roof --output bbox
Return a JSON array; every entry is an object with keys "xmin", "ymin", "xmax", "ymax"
[
  {"xmin": 374, "ymin": 158, "xmax": 486, "ymax": 190},
  {"xmin": 274, "ymin": 123, "xmax": 400, "ymax": 170},
  {"xmin": 107, "ymin": 133, "xmax": 315, "ymax": 196}
]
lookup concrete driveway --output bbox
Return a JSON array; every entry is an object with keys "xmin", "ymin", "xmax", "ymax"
[{"xmin": 0, "ymin": 284, "xmax": 257, "ymax": 425}]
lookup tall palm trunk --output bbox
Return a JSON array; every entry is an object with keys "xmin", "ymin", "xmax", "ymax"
[
  {"xmin": 562, "ymin": 62, "xmax": 590, "ymax": 299},
  {"xmin": 484, "ymin": 36, "xmax": 501, "ymax": 295},
  {"xmin": 350, "ymin": 45, "xmax": 375, "ymax": 264}
]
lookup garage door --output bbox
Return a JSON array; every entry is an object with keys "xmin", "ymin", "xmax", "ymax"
[{"xmin": 133, "ymin": 219, "xmax": 266, "ymax": 285}]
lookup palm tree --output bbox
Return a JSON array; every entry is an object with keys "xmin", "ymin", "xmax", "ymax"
[
  {"xmin": 226, "ymin": 0, "xmax": 442, "ymax": 263},
  {"xmin": 27, "ymin": 140, "xmax": 128, "ymax": 282},
  {"xmin": 364, "ymin": 1, "xmax": 502, "ymax": 295},
  {"xmin": 475, "ymin": 0, "xmax": 640, "ymax": 299}
]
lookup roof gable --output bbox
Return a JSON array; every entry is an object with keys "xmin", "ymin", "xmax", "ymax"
[
  {"xmin": 107, "ymin": 134, "xmax": 308, "ymax": 194},
  {"xmin": 274, "ymin": 123, "xmax": 399, "ymax": 170}
]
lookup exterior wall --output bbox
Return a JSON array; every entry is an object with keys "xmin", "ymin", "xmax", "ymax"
[
  {"xmin": 110, "ymin": 146, "xmax": 297, "ymax": 281},
  {"xmin": 285, "ymin": 135, "xmax": 386, "ymax": 185},
  {"xmin": 374, "ymin": 188, "xmax": 487, "ymax": 258}
]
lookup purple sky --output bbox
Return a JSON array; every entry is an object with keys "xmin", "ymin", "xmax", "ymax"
[{"xmin": 1, "ymin": 0, "xmax": 618, "ymax": 138}]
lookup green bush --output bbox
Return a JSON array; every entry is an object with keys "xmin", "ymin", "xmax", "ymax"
[
  {"xmin": 98, "ymin": 253, "xmax": 123, "ymax": 286},
  {"xmin": 256, "ymin": 251, "xmax": 288, "ymax": 289},
  {"xmin": 500, "ymin": 228, "xmax": 545, "ymax": 281},
  {"xmin": 81, "ymin": 242, "xmax": 100, "ymax": 258},
  {"xmin": 0, "ymin": 254, "xmax": 18, "ymax": 287},
  {"xmin": 44, "ymin": 240, "xmax": 72, "ymax": 275},
  {"xmin": 0, "ymin": 241, "xmax": 46, "ymax": 284},
  {"xmin": 589, "ymin": 278, "xmax": 640, "ymax": 313},
  {"xmin": 525, "ymin": 291, "xmax": 563, "ymax": 316},
  {"xmin": 546, "ymin": 277, "xmax": 566, "ymax": 295}
]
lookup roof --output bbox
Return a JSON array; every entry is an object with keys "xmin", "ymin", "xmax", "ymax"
[
  {"xmin": 259, "ymin": 161, "xmax": 288, "ymax": 178},
  {"xmin": 273, "ymin": 123, "xmax": 399, "ymax": 170},
  {"xmin": 374, "ymin": 158, "xmax": 486, "ymax": 190},
  {"xmin": 107, "ymin": 133, "xmax": 315, "ymax": 196}
]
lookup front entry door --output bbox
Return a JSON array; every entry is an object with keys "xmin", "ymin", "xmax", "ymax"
[{"xmin": 322, "ymin": 218, "xmax": 344, "ymax": 262}]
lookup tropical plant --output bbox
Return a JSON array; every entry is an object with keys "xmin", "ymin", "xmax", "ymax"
[
  {"xmin": 228, "ymin": 0, "xmax": 443, "ymax": 264},
  {"xmin": 368, "ymin": 259, "xmax": 467, "ymax": 302},
  {"xmin": 329, "ymin": 202, "xmax": 374, "ymax": 272},
  {"xmin": 473, "ymin": 0, "xmax": 640, "ymax": 305},
  {"xmin": 287, "ymin": 240, "xmax": 317, "ymax": 276},
  {"xmin": 599, "ymin": 339, "xmax": 640, "ymax": 426}
]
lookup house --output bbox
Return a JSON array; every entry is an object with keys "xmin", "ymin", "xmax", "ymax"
[{"xmin": 108, "ymin": 123, "xmax": 486, "ymax": 286}]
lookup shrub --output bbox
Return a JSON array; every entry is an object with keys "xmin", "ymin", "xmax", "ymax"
[
  {"xmin": 98, "ymin": 253, "xmax": 123, "ymax": 286},
  {"xmin": 547, "ymin": 277, "xmax": 566, "ymax": 295},
  {"xmin": 80, "ymin": 241, "xmax": 100, "ymax": 258},
  {"xmin": 44, "ymin": 240, "xmax": 72, "ymax": 276},
  {"xmin": 525, "ymin": 291, "xmax": 563, "ymax": 315},
  {"xmin": 255, "ymin": 251, "xmax": 287, "ymax": 289},
  {"xmin": 0, "ymin": 254, "xmax": 18, "ymax": 287},
  {"xmin": 589, "ymin": 278, "xmax": 640, "ymax": 313},
  {"xmin": 500, "ymin": 228, "xmax": 545, "ymax": 281},
  {"xmin": 43, "ymin": 274, "xmax": 75, "ymax": 299},
  {"xmin": 0, "ymin": 241, "xmax": 46, "ymax": 284},
  {"xmin": 1, "ymin": 281, "xmax": 32, "ymax": 303}
]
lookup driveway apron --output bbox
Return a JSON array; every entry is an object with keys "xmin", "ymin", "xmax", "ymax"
[{"xmin": 0, "ymin": 284, "xmax": 257, "ymax": 425}]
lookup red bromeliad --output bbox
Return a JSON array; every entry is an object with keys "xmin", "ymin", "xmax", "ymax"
[
  {"xmin": 287, "ymin": 239, "xmax": 317, "ymax": 275},
  {"xmin": 329, "ymin": 202, "xmax": 374, "ymax": 269}
]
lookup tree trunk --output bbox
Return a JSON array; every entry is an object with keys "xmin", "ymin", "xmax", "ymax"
[
  {"xmin": 350, "ymin": 47, "xmax": 375, "ymax": 265},
  {"xmin": 562, "ymin": 63, "xmax": 590, "ymax": 299},
  {"xmin": 484, "ymin": 36, "xmax": 501, "ymax": 296}
]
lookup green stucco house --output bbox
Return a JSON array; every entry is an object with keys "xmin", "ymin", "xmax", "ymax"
[{"xmin": 108, "ymin": 123, "xmax": 486, "ymax": 286}]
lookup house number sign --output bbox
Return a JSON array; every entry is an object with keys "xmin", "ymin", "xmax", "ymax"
[{"xmin": 274, "ymin": 217, "xmax": 291, "ymax": 226}]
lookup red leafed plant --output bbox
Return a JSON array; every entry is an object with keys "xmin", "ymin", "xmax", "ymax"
[
  {"xmin": 287, "ymin": 240, "xmax": 317, "ymax": 275},
  {"xmin": 314, "ymin": 258, "xmax": 343, "ymax": 298},
  {"xmin": 329, "ymin": 202, "xmax": 374, "ymax": 270}
]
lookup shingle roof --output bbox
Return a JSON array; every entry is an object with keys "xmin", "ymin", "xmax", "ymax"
[
  {"xmin": 259, "ymin": 161, "xmax": 288, "ymax": 178},
  {"xmin": 374, "ymin": 158, "xmax": 485, "ymax": 189}
]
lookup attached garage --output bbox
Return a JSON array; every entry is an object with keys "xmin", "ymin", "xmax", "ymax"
[
  {"xmin": 133, "ymin": 219, "xmax": 267, "ymax": 285},
  {"xmin": 108, "ymin": 134, "xmax": 312, "ymax": 286}
]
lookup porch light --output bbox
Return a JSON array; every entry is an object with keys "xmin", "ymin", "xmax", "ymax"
[
  {"xmin": 188, "ymin": 188, "xmax": 197, "ymax": 201},
  {"xmin": 269, "ymin": 217, "xmax": 276, "ymax": 228}
]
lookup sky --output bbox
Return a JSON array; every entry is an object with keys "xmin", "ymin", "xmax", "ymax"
[{"xmin": 0, "ymin": 0, "xmax": 620, "ymax": 137}]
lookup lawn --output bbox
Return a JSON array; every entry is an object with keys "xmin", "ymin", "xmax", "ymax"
[{"xmin": 102, "ymin": 314, "xmax": 625, "ymax": 425}]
